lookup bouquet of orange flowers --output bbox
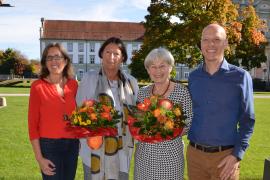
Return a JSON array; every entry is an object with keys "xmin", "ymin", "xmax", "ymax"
[
  {"xmin": 127, "ymin": 96, "xmax": 186, "ymax": 143},
  {"xmin": 66, "ymin": 94, "xmax": 121, "ymax": 138}
]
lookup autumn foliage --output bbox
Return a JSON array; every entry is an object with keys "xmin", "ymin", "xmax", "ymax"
[{"xmin": 129, "ymin": 0, "xmax": 267, "ymax": 79}]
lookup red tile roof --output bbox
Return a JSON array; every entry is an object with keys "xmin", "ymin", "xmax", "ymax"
[{"xmin": 41, "ymin": 19, "xmax": 145, "ymax": 41}]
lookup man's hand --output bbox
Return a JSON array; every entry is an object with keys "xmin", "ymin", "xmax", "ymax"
[{"xmin": 217, "ymin": 155, "xmax": 239, "ymax": 180}]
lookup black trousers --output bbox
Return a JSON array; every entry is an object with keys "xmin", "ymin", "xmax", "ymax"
[{"xmin": 40, "ymin": 138, "xmax": 79, "ymax": 180}]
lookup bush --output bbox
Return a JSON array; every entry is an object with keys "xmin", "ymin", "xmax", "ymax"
[{"xmin": 253, "ymin": 78, "xmax": 266, "ymax": 91}]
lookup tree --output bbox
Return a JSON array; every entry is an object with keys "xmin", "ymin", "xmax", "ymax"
[
  {"xmin": 229, "ymin": 4, "xmax": 267, "ymax": 70},
  {"xmin": 0, "ymin": 48, "xmax": 40, "ymax": 77},
  {"xmin": 0, "ymin": 48, "xmax": 17, "ymax": 74},
  {"xmin": 129, "ymin": 0, "xmax": 266, "ymax": 80}
]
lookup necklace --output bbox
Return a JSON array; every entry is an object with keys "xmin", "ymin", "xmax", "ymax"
[{"xmin": 152, "ymin": 80, "xmax": 171, "ymax": 97}]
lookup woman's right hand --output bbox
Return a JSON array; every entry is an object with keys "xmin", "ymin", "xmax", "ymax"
[{"xmin": 37, "ymin": 157, "xmax": 56, "ymax": 176}]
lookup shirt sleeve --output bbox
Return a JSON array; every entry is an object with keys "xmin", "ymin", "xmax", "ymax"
[
  {"xmin": 233, "ymin": 71, "xmax": 255, "ymax": 160},
  {"xmin": 28, "ymin": 84, "xmax": 41, "ymax": 140}
]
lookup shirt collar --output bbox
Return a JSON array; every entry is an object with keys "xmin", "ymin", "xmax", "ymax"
[
  {"xmin": 220, "ymin": 59, "xmax": 229, "ymax": 71},
  {"xmin": 200, "ymin": 58, "xmax": 229, "ymax": 73}
]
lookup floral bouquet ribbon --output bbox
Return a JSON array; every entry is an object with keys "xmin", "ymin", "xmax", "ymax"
[
  {"xmin": 66, "ymin": 93, "xmax": 121, "ymax": 138},
  {"xmin": 127, "ymin": 96, "xmax": 186, "ymax": 143}
]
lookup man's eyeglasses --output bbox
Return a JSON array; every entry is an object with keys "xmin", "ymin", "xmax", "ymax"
[{"xmin": 46, "ymin": 55, "xmax": 64, "ymax": 61}]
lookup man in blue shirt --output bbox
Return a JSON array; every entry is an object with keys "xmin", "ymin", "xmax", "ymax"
[{"xmin": 187, "ymin": 23, "xmax": 255, "ymax": 180}]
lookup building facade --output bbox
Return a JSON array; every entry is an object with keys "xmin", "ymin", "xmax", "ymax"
[
  {"xmin": 40, "ymin": 19, "xmax": 145, "ymax": 80},
  {"xmin": 39, "ymin": 18, "xmax": 192, "ymax": 81}
]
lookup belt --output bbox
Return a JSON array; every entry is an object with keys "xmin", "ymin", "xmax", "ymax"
[{"xmin": 190, "ymin": 141, "xmax": 234, "ymax": 153}]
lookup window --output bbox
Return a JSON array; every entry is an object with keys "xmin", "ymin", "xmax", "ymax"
[
  {"xmin": 132, "ymin": 43, "xmax": 138, "ymax": 55},
  {"xmin": 79, "ymin": 70, "xmax": 84, "ymax": 77},
  {"xmin": 184, "ymin": 72, "xmax": 189, "ymax": 78},
  {"xmin": 78, "ymin": 55, "xmax": 84, "ymax": 64},
  {"xmin": 78, "ymin": 43, "xmax": 84, "ymax": 52},
  {"xmin": 44, "ymin": 41, "xmax": 50, "ymax": 48},
  {"xmin": 68, "ymin": 54, "xmax": 73, "ymax": 63},
  {"xmin": 90, "ymin": 55, "xmax": 95, "ymax": 64},
  {"xmin": 67, "ymin": 42, "xmax": 73, "ymax": 52},
  {"xmin": 89, "ymin": 42, "xmax": 95, "ymax": 52},
  {"xmin": 132, "ymin": 43, "xmax": 138, "ymax": 51},
  {"xmin": 78, "ymin": 69, "xmax": 84, "ymax": 80}
]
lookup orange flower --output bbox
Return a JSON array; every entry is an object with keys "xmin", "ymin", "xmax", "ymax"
[
  {"xmin": 153, "ymin": 108, "xmax": 161, "ymax": 118},
  {"xmin": 144, "ymin": 98, "xmax": 151, "ymax": 107},
  {"xmin": 90, "ymin": 113, "xmax": 97, "ymax": 121},
  {"xmin": 164, "ymin": 120, "xmax": 174, "ymax": 130},
  {"xmin": 157, "ymin": 115, "xmax": 167, "ymax": 124},
  {"xmin": 84, "ymin": 100, "xmax": 95, "ymax": 107},
  {"xmin": 173, "ymin": 108, "xmax": 181, "ymax": 116},
  {"xmin": 102, "ymin": 105, "xmax": 111, "ymax": 113},
  {"xmin": 101, "ymin": 112, "xmax": 112, "ymax": 121},
  {"xmin": 88, "ymin": 107, "xmax": 95, "ymax": 114},
  {"xmin": 137, "ymin": 102, "xmax": 148, "ymax": 111},
  {"xmin": 79, "ymin": 107, "xmax": 88, "ymax": 113}
]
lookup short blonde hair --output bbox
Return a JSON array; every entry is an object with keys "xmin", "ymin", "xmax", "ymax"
[{"xmin": 144, "ymin": 47, "xmax": 175, "ymax": 69}]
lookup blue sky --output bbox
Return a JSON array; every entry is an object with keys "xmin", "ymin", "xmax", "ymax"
[{"xmin": 0, "ymin": 0, "xmax": 150, "ymax": 60}]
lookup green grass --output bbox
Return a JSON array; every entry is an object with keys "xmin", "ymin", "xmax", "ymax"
[
  {"xmin": 0, "ymin": 97, "xmax": 83, "ymax": 180},
  {"xmin": 0, "ymin": 96, "xmax": 269, "ymax": 179}
]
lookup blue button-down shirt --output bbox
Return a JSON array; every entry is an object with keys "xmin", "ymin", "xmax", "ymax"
[{"xmin": 188, "ymin": 59, "xmax": 255, "ymax": 159}]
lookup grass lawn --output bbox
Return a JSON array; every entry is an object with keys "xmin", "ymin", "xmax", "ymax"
[
  {"xmin": 0, "ymin": 87, "xmax": 30, "ymax": 94},
  {"xmin": 0, "ymin": 96, "xmax": 269, "ymax": 179}
]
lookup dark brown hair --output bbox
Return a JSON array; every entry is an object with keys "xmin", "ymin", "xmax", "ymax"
[
  {"xmin": 98, "ymin": 37, "xmax": 128, "ymax": 63},
  {"xmin": 40, "ymin": 43, "xmax": 74, "ymax": 79}
]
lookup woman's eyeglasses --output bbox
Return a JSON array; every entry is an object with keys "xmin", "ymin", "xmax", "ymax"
[{"xmin": 46, "ymin": 55, "xmax": 64, "ymax": 61}]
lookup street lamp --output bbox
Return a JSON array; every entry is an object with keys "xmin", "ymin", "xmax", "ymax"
[
  {"xmin": 0, "ymin": 0, "xmax": 14, "ymax": 7},
  {"xmin": 267, "ymin": 61, "xmax": 270, "ymax": 89}
]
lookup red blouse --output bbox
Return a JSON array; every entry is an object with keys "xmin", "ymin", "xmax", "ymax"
[{"xmin": 28, "ymin": 78, "xmax": 78, "ymax": 140}]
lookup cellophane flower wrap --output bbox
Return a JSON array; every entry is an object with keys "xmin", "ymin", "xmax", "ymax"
[
  {"xmin": 127, "ymin": 95, "xmax": 186, "ymax": 143},
  {"xmin": 67, "ymin": 94, "xmax": 121, "ymax": 138}
]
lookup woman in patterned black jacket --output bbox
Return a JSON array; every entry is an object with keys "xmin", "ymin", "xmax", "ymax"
[{"xmin": 133, "ymin": 47, "xmax": 193, "ymax": 180}]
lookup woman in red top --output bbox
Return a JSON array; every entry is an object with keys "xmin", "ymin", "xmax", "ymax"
[{"xmin": 28, "ymin": 43, "xmax": 79, "ymax": 180}]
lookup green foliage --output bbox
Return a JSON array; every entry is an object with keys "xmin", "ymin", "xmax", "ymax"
[
  {"xmin": 128, "ymin": 52, "xmax": 149, "ymax": 80},
  {"xmin": 130, "ymin": 0, "xmax": 267, "ymax": 79}
]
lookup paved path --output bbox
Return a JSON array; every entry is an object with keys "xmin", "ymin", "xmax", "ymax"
[
  {"xmin": 254, "ymin": 95, "xmax": 270, "ymax": 98},
  {"xmin": 0, "ymin": 94, "xmax": 29, "ymax": 96},
  {"xmin": 1, "ymin": 94, "xmax": 270, "ymax": 98}
]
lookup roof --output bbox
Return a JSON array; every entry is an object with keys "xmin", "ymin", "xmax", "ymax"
[{"xmin": 41, "ymin": 19, "xmax": 145, "ymax": 41}]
